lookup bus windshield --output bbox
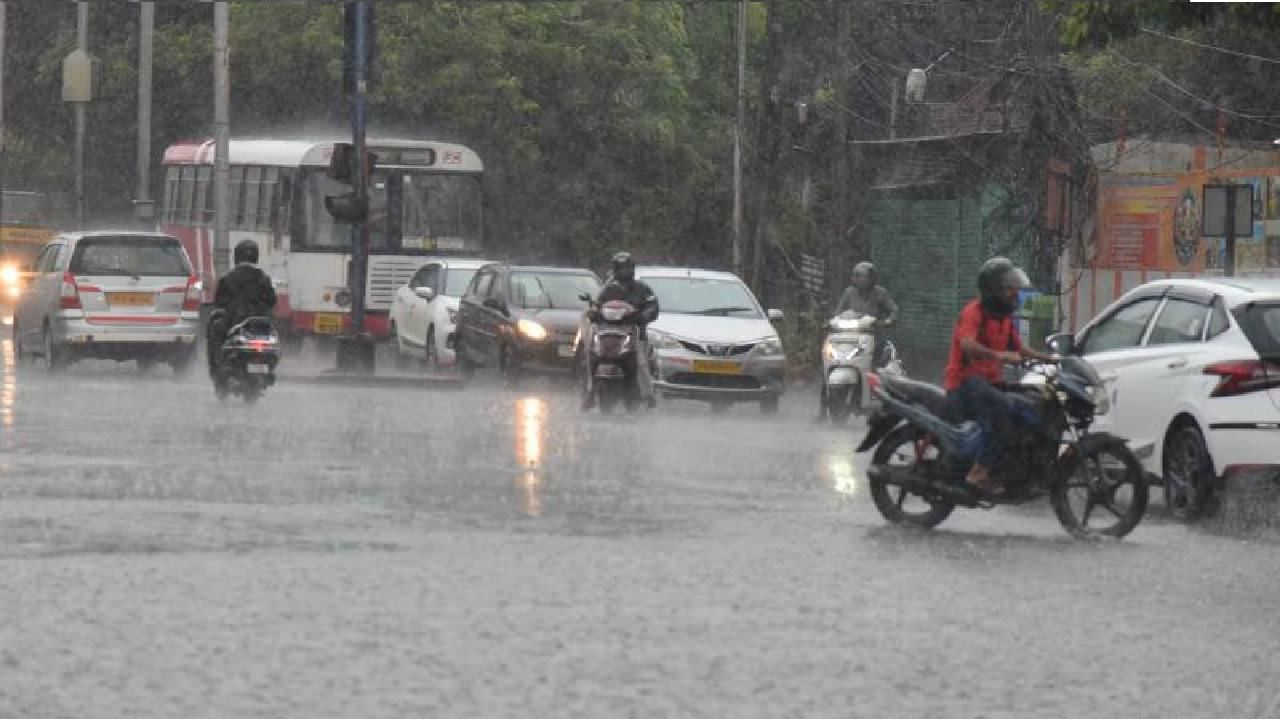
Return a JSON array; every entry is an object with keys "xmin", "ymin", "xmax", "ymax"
[{"xmin": 301, "ymin": 170, "xmax": 482, "ymax": 255}]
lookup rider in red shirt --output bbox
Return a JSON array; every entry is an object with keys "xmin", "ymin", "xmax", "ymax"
[{"xmin": 943, "ymin": 258, "xmax": 1055, "ymax": 493}]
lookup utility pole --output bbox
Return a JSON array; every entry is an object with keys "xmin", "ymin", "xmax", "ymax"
[
  {"xmin": 213, "ymin": 2, "xmax": 230, "ymax": 278},
  {"xmin": 349, "ymin": 0, "xmax": 370, "ymax": 339},
  {"xmin": 134, "ymin": 1, "xmax": 154, "ymax": 225},
  {"xmin": 75, "ymin": 2, "xmax": 88, "ymax": 228},
  {"xmin": 830, "ymin": 0, "xmax": 851, "ymax": 291},
  {"xmin": 732, "ymin": 0, "xmax": 746, "ymax": 278},
  {"xmin": 1, "ymin": 1, "xmax": 7, "ymax": 227}
]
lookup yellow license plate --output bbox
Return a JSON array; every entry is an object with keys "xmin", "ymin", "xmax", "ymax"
[
  {"xmin": 107, "ymin": 292, "xmax": 154, "ymax": 307},
  {"xmin": 314, "ymin": 313, "xmax": 344, "ymax": 334},
  {"xmin": 693, "ymin": 359, "xmax": 743, "ymax": 375}
]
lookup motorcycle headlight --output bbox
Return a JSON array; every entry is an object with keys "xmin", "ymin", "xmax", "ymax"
[
  {"xmin": 758, "ymin": 336, "xmax": 784, "ymax": 356},
  {"xmin": 517, "ymin": 318, "xmax": 548, "ymax": 340},
  {"xmin": 648, "ymin": 329, "xmax": 681, "ymax": 350},
  {"xmin": 1089, "ymin": 384, "xmax": 1110, "ymax": 415}
]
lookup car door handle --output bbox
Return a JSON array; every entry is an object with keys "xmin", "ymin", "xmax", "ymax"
[{"xmin": 1167, "ymin": 358, "xmax": 1187, "ymax": 369}]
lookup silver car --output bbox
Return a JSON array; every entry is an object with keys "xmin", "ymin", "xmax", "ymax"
[
  {"xmin": 13, "ymin": 231, "xmax": 201, "ymax": 372},
  {"xmin": 637, "ymin": 266, "xmax": 787, "ymax": 414}
]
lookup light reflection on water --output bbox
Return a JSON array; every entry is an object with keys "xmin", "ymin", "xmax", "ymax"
[
  {"xmin": 824, "ymin": 448, "xmax": 861, "ymax": 497},
  {"xmin": 515, "ymin": 397, "xmax": 548, "ymax": 517},
  {"xmin": 1, "ymin": 337, "xmax": 15, "ymax": 439}
]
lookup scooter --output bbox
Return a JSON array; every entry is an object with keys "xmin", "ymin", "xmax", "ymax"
[
  {"xmin": 819, "ymin": 312, "xmax": 903, "ymax": 424},
  {"xmin": 579, "ymin": 297, "xmax": 644, "ymax": 413},
  {"xmin": 212, "ymin": 315, "xmax": 280, "ymax": 403}
]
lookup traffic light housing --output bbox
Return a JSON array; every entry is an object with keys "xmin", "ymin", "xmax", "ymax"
[{"xmin": 324, "ymin": 143, "xmax": 379, "ymax": 222}]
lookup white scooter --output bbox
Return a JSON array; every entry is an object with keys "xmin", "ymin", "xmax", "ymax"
[{"xmin": 820, "ymin": 312, "xmax": 903, "ymax": 424}]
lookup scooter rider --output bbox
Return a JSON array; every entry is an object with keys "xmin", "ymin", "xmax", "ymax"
[
  {"xmin": 836, "ymin": 261, "xmax": 898, "ymax": 368},
  {"xmin": 207, "ymin": 240, "xmax": 276, "ymax": 376},
  {"xmin": 582, "ymin": 252, "xmax": 660, "ymax": 409}
]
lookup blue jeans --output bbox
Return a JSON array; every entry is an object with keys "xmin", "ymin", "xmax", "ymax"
[{"xmin": 948, "ymin": 377, "xmax": 1016, "ymax": 466}]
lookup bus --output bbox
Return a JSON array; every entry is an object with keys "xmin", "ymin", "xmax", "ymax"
[
  {"xmin": 0, "ymin": 190, "xmax": 58, "ymax": 307},
  {"xmin": 159, "ymin": 137, "xmax": 485, "ymax": 341}
]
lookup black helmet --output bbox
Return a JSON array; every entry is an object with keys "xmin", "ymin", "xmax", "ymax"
[
  {"xmin": 234, "ymin": 239, "xmax": 259, "ymax": 265},
  {"xmin": 852, "ymin": 261, "xmax": 876, "ymax": 287},
  {"xmin": 977, "ymin": 256, "xmax": 1030, "ymax": 315},
  {"xmin": 611, "ymin": 251, "xmax": 635, "ymax": 282}
]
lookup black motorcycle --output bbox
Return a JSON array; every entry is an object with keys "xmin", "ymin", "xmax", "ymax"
[
  {"xmin": 856, "ymin": 347, "xmax": 1147, "ymax": 538},
  {"xmin": 211, "ymin": 315, "xmax": 280, "ymax": 403},
  {"xmin": 579, "ymin": 296, "xmax": 644, "ymax": 413}
]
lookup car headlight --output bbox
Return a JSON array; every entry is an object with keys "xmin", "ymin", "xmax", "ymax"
[
  {"xmin": 648, "ymin": 329, "xmax": 682, "ymax": 350},
  {"xmin": 517, "ymin": 318, "xmax": 548, "ymax": 340},
  {"xmin": 1, "ymin": 265, "xmax": 18, "ymax": 285},
  {"xmin": 758, "ymin": 336, "xmax": 784, "ymax": 356},
  {"xmin": 447, "ymin": 307, "xmax": 458, "ymax": 325}
]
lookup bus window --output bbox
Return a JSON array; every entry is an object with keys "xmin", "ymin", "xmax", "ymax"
[
  {"xmin": 194, "ymin": 166, "xmax": 212, "ymax": 227},
  {"xmin": 241, "ymin": 166, "xmax": 262, "ymax": 230},
  {"xmin": 258, "ymin": 167, "xmax": 279, "ymax": 233},
  {"xmin": 162, "ymin": 167, "xmax": 179, "ymax": 224},
  {"xmin": 228, "ymin": 166, "xmax": 245, "ymax": 230},
  {"xmin": 177, "ymin": 167, "xmax": 196, "ymax": 224}
]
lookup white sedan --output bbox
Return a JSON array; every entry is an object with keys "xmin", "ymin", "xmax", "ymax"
[
  {"xmin": 1057, "ymin": 278, "xmax": 1280, "ymax": 519},
  {"xmin": 389, "ymin": 258, "xmax": 490, "ymax": 369}
]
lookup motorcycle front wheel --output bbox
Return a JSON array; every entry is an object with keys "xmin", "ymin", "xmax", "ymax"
[
  {"xmin": 1050, "ymin": 435, "xmax": 1147, "ymax": 538},
  {"xmin": 868, "ymin": 425, "xmax": 955, "ymax": 529}
]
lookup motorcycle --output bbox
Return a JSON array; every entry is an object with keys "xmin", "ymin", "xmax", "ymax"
[
  {"xmin": 820, "ymin": 312, "xmax": 903, "ymax": 424},
  {"xmin": 212, "ymin": 315, "xmax": 280, "ymax": 403},
  {"xmin": 856, "ymin": 348, "xmax": 1147, "ymax": 538},
  {"xmin": 579, "ymin": 296, "xmax": 644, "ymax": 413}
]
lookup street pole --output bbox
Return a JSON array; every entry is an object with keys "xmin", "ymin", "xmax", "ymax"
[
  {"xmin": 1, "ymin": 1, "xmax": 7, "ymax": 227},
  {"xmin": 213, "ymin": 2, "xmax": 230, "ymax": 278},
  {"xmin": 830, "ymin": 0, "xmax": 851, "ymax": 291},
  {"xmin": 349, "ymin": 0, "xmax": 370, "ymax": 339},
  {"xmin": 134, "ymin": 1, "xmax": 154, "ymax": 225},
  {"xmin": 732, "ymin": 0, "xmax": 745, "ymax": 278},
  {"xmin": 75, "ymin": 2, "xmax": 87, "ymax": 228},
  {"xmin": 1225, "ymin": 185, "xmax": 1237, "ymax": 278}
]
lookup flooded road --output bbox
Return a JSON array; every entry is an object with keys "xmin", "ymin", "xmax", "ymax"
[{"xmin": 2, "ymin": 338, "xmax": 1279, "ymax": 717}]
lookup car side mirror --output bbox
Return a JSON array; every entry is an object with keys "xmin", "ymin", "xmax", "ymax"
[
  {"xmin": 767, "ymin": 308, "xmax": 784, "ymax": 322},
  {"xmin": 413, "ymin": 286, "xmax": 436, "ymax": 301},
  {"xmin": 1045, "ymin": 332, "xmax": 1075, "ymax": 355},
  {"xmin": 578, "ymin": 292, "xmax": 592, "ymax": 302}
]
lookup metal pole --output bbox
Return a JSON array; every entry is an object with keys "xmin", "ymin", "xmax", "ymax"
[
  {"xmin": 1, "ymin": 1, "xmax": 7, "ymax": 227},
  {"xmin": 732, "ymin": 0, "xmax": 745, "ymax": 278},
  {"xmin": 135, "ymin": 1, "xmax": 154, "ymax": 224},
  {"xmin": 213, "ymin": 2, "xmax": 230, "ymax": 277},
  {"xmin": 75, "ymin": 2, "xmax": 87, "ymax": 229},
  {"xmin": 349, "ymin": 0, "xmax": 369, "ymax": 336},
  {"xmin": 1224, "ymin": 185, "xmax": 1237, "ymax": 278}
]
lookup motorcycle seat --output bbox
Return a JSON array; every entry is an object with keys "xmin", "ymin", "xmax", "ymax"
[{"xmin": 880, "ymin": 374, "xmax": 952, "ymax": 418}]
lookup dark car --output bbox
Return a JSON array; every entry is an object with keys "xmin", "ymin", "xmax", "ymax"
[{"xmin": 454, "ymin": 263, "xmax": 601, "ymax": 385}]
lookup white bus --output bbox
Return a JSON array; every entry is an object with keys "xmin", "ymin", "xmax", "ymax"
[{"xmin": 159, "ymin": 137, "xmax": 484, "ymax": 340}]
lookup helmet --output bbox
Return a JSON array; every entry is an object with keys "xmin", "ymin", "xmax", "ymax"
[
  {"xmin": 610, "ymin": 251, "xmax": 635, "ymax": 283},
  {"xmin": 234, "ymin": 239, "xmax": 259, "ymax": 265},
  {"xmin": 977, "ymin": 256, "xmax": 1030, "ymax": 315},
  {"xmin": 852, "ymin": 261, "xmax": 876, "ymax": 288}
]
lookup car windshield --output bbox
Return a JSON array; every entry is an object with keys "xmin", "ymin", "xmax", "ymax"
[
  {"xmin": 443, "ymin": 268, "xmax": 478, "ymax": 297},
  {"xmin": 510, "ymin": 272, "xmax": 599, "ymax": 310},
  {"xmin": 1234, "ymin": 302, "xmax": 1280, "ymax": 360},
  {"xmin": 644, "ymin": 276, "xmax": 762, "ymax": 318},
  {"xmin": 70, "ymin": 236, "xmax": 191, "ymax": 277}
]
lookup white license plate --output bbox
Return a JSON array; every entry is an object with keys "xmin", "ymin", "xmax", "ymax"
[
  {"xmin": 557, "ymin": 344, "xmax": 576, "ymax": 358},
  {"xmin": 247, "ymin": 363, "xmax": 270, "ymax": 374}
]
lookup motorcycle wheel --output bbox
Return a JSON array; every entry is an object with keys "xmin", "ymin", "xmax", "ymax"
[
  {"xmin": 242, "ymin": 381, "xmax": 262, "ymax": 404},
  {"xmin": 1050, "ymin": 436, "xmax": 1148, "ymax": 538},
  {"xmin": 868, "ymin": 425, "xmax": 955, "ymax": 529},
  {"xmin": 828, "ymin": 390, "xmax": 852, "ymax": 425}
]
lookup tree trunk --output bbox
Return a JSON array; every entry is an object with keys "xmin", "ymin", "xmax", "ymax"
[
  {"xmin": 749, "ymin": 1, "xmax": 785, "ymax": 295},
  {"xmin": 828, "ymin": 0, "xmax": 852, "ymax": 302}
]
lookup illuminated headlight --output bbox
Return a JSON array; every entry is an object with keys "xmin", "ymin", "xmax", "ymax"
[
  {"xmin": 758, "ymin": 336, "xmax": 784, "ymax": 356},
  {"xmin": 1089, "ymin": 384, "xmax": 1110, "ymax": 415},
  {"xmin": 517, "ymin": 318, "xmax": 548, "ymax": 340},
  {"xmin": 824, "ymin": 336, "xmax": 868, "ymax": 362},
  {"xmin": 647, "ymin": 329, "xmax": 682, "ymax": 350},
  {"xmin": 446, "ymin": 307, "xmax": 458, "ymax": 325},
  {"xmin": 1, "ymin": 265, "xmax": 18, "ymax": 285}
]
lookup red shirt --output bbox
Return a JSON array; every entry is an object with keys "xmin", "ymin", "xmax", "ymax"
[{"xmin": 943, "ymin": 300, "xmax": 1023, "ymax": 391}]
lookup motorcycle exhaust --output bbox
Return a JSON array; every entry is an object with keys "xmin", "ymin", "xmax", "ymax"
[{"xmin": 865, "ymin": 465, "xmax": 980, "ymax": 508}]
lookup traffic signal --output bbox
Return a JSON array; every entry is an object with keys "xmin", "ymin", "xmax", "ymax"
[{"xmin": 325, "ymin": 143, "xmax": 379, "ymax": 222}]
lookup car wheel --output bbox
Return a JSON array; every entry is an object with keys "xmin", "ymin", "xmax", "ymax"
[
  {"xmin": 11, "ymin": 319, "xmax": 27, "ymax": 366},
  {"xmin": 1163, "ymin": 424, "xmax": 1216, "ymax": 522},
  {"xmin": 171, "ymin": 348, "xmax": 195, "ymax": 376},
  {"xmin": 759, "ymin": 395, "xmax": 780, "ymax": 415},
  {"xmin": 42, "ymin": 324, "xmax": 66, "ymax": 373},
  {"xmin": 390, "ymin": 322, "xmax": 412, "ymax": 371},
  {"xmin": 425, "ymin": 325, "xmax": 437, "ymax": 369},
  {"xmin": 499, "ymin": 344, "xmax": 521, "ymax": 388},
  {"xmin": 456, "ymin": 331, "xmax": 476, "ymax": 379}
]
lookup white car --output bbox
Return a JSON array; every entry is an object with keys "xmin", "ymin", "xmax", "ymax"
[
  {"xmin": 388, "ymin": 257, "xmax": 491, "ymax": 369},
  {"xmin": 636, "ymin": 266, "xmax": 787, "ymax": 414},
  {"xmin": 1057, "ymin": 278, "xmax": 1280, "ymax": 518}
]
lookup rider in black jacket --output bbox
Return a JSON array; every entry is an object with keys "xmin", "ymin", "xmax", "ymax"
[{"xmin": 207, "ymin": 240, "xmax": 276, "ymax": 375}]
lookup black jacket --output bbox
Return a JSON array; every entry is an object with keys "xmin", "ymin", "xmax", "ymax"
[
  {"xmin": 596, "ymin": 278, "xmax": 659, "ymax": 325},
  {"xmin": 836, "ymin": 284, "xmax": 898, "ymax": 326},
  {"xmin": 214, "ymin": 263, "xmax": 277, "ymax": 324}
]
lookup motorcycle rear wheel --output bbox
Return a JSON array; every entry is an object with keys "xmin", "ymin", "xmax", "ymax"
[{"xmin": 868, "ymin": 426, "xmax": 955, "ymax": 529}]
